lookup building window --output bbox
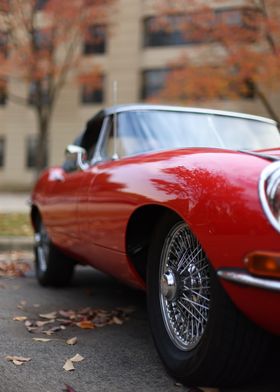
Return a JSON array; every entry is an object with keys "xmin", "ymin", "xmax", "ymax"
[
  {"xmin": 84, "ymin": 25, "xmax": 106, "ymax": 55},
  {"xmin": 0, "ymin": 137, "xmax": 5, "ymax": 168},
  {"xmin": 144, "ymin": 16, "xmax": 190, "ymax": 47},
  {"xmin": 0, "ymin": 31, "xmax": 8, "ymax": 58},
  {"xmin": 35, "ymin": 0, "xmax": 48, "ymax": 10},
  {"xmin": 34, "ymin": 29, "xmax": 52, "ymax": 51},
  {"xmin": 144, "ymin": 8, "xmax": 256, "ymax": 47},
  {"xmin": 26, "ymin": 136, "xmax": 38, "ymax": 169},
  {"xmin": 81, "ymin": 76, "xmax": 104, "ymax": 104},
  {"xmin": 28, "ymin": 80, "xmax": 49, "ymax": 106},
  {"xmin": 142, "ymin": 69, "xmax": 169, "ymax": 99},
  {"xmin": 0, "ymin": 79, "xmax": 7, "ymax": 105}
]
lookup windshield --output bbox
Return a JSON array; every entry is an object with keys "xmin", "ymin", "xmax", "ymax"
[{"xmin": 117, "ymin": 110, "xmax": 280, "ymax": 157}]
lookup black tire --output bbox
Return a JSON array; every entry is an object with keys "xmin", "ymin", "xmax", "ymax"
[
  {"xmin": 147, "ymin": 212, "xmax": 270, "ymax": 387},
  {"xmin": 34, "ymin": 218, "xmax": 75, "ymax": 287}
]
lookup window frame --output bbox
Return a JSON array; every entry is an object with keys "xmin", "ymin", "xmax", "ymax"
[{"xmin": 0, "ymin": 136, "xmax": 5, "ymax": 168}]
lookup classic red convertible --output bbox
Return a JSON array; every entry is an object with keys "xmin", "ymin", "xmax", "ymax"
[{"xmin": 31, "ymin": 104, "xmax": 280, "ymax": 387}]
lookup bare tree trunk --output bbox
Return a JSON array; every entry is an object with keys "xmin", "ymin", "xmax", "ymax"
[
  {"xmin": 35, "ymin": 112, "xmax": 49, "ymax": 178},
  {"xmin": 254, "ymin": 84, "xmax": 280, "ymax": 124}
]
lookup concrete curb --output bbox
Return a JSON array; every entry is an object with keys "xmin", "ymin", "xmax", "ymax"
[{"xmin": 0, "ymin": 236, "xmax": 33, "ymax": 251}]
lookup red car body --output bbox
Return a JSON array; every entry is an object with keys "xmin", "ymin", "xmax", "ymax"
[{"xmin": 31, "ymin": 104, "xmax": 280, "ymax": 386}]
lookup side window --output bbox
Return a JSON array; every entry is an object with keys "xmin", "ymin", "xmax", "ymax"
[
  {"xmin": 62, "ymin": 115, "xmax": 105, "ymax": 172},
  {"xmin": 99, "ymin": 116, "xmax": 114, "ymax": 160},
  {"xmin": 81, "ymin": 116, "xmax": 104, "ymax": 161}
]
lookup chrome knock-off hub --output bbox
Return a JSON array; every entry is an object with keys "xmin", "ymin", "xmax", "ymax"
[{"xmin": 160, "ymin": 269, "xmax": 177, "ymax": 301}]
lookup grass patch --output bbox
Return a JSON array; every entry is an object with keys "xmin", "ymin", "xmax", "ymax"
[{"xmin": 0, "ymin": 213, "xmax": 33, "ymax": 237}]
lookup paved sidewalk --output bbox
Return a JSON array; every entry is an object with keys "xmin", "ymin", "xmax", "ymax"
[
  {"xmin": 0, "ymin": 193, "xmax": 30, "ymax": 213},
  {"xmin": 0, "ymin": 236, "xmax": 33, "ymax": 251}
]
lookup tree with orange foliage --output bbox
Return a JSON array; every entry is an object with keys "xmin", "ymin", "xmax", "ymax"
[
  {"xmin": 0, "ymin": 0, "xmax": 115, "ymax": 173},
  {"xmin": 152, "ymin": 0, "xmax": 280, "ymax": 122}
]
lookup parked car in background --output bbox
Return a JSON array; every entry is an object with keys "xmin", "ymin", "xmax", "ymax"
[{"xmin": 31, "ymin": 104, "xmax": 280, "ymax": 387}]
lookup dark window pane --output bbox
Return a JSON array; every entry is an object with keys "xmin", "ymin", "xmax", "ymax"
[
  {"xmin": 84, "ymin": 25, "xmax": 106, "ymax": 55},
  {"xmin": 144, "ymin": 16, "xmax": 188, "ymax": 47},
  {"xmin": 144, "ymin": 8, "xmax": 257, "ymax": 47},
  {"xmin": 142, "ymin": 69, "xmax": 169, "ymax": 99},
  {"xmin": 0, "ymin": 137, "xmax": 5, "ymax": 167},
  {"xmin": 81, "ymin": 76, "xmax": 104, "ymax": 104},
  {"xmin": 34, "ymin": 29, "xmax": 52, "ymax": 50},
  {"xmin": 0, "ymin": 79, "xmax": 7, "ymax": 105},
  {"xmin": 26, "ymin": 136, "xmax": 37, "ymax": 168},
  {"xmin": 28, "ymin": 80, "xmax": 49, "ymax": 106},
  {"xmin": 35, "ymin": 0, "xmax": 48, "ymax": 10},
  {"xmin": 0, "ymin": 31, "xmax": 8, "ymax": 58}
]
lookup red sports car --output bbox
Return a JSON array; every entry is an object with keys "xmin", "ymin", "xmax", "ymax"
[{"xmin": 31, "ymin": 104, "xmax": 280, "ymax": 387}]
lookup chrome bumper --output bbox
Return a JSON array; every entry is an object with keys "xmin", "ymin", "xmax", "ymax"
[{"xmin": 217, "ymin": 269, "xmax": 280, "ymax": 292}]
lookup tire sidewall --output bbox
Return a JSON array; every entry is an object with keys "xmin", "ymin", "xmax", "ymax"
[{"xmin": 147, "ymin": 213, "xmax": 220, "ymax": 382}]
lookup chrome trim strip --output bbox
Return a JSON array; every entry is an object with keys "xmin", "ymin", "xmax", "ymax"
[
  {"xmin": 105, "ymin": 104, "xmax": 275, "ymax": 124},
  {"xmin": 217, "ymin": 269, "xmax": 280, "ymax": 292},
  {"xmin": 239, "ymin": 150, "xmax": 279, "ymax": 162},
  {"xmin": 258, "ymin": 161, "xmax": 280, "ymax": 233}
]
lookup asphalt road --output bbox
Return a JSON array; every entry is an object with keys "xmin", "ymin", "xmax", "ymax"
[{"xmin": 0, "ymin": 256, "xmax": 279, "ymax": 392}]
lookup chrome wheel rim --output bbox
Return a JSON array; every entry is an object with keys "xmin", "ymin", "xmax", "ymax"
[
  {"xmin": 35, "ymin": 222, "xmax": 49, "ymax": 273},
  {"xmin": 159, "ymin": 222, "xmax": 210, "ymax": 351}
]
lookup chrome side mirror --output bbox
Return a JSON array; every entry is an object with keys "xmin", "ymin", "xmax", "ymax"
[{"xmin": 65, "ymin": 145, "xmax": 89, "ymax": 171}]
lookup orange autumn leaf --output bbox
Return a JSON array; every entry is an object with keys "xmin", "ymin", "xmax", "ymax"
[{"xmin": 76, "ymin": 320, "xmax": 95, "ymax": 329}]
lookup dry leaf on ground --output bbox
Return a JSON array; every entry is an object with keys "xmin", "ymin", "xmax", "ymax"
[
  {"xmin": 76, "ymin": 320, "xmax": 95, "ymax": 329},
  {"xmin": 63, "ymin": 359, "xmax": 75, "ymax": 372},
  {"xmin": 13, "ymin": 316, "xmax": 27, "ymax": 321},
  {"xmin": 39, "ymin": 311, "xmax": 57, "ymax": 320},
  {"xmin": 0, "ymin": 260, "xmax": 30, "ymax": 277},
  {"xmin": 70, "ymin": 354, "xmax": 84, "ymax": 363},
  {"xmin": 66, "ymin": 337, "xmax": 77, "ymax": 345},
  {"xmin": 35, "ymin": 320, "xmax": 55, "ymax": 327},
  {"xmin": 5, "ymin": 355, "xmax": 31, "ymax": 366},
  {"xmin": 19, "ymin": 306, "xmax": 135, "ymax": 336},
  {"xmin": 32, "ymin": 338, "xmax": 51, "ymax": 342}
]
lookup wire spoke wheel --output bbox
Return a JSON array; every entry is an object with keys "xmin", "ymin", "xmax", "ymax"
[{"xmin": 159, "ymin": 221, "xmax": 210, "ymax": 351}]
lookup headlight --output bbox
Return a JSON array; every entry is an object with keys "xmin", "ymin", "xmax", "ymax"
[{"xmin": 259, "ymin": 161, "xmax": 280, "ymax": 232}]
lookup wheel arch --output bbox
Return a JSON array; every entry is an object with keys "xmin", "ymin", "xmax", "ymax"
[{"xmin": 125, "ymin": 204, "xmax": 184, "ymax": 282}]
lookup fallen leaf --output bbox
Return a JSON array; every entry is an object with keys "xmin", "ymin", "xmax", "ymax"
[
  {"xmin": 32, "ymin": 338, "xmax": 51, "ymax": 342},
  {"xmin": 0, "ymin": 260, "xmax": 30, "ymax": 277},
  {"xmin": 6, "ymin": 355, "xmax": 31, "ymax": 365},
  {"xmin": 70, "ymin": 354, "xmax": 84, "ymax": 363},
  {"xmin": 112, "ymin": 316, "xmax": 123, "ymax": 325},
  {"xmin": 35, "ymin": 320, "xmax": 55, "ymax": 327},
  {"xmin": 56, "ymin": 318, "xmax": 73, "ymax": 326},
  {"xmin": 48, "ymin": 325, "xmax": 65, "ymax": 333},
  {"xmin": 66, "ymin": 337, "xmax": 77, "ymax": 345},
  {"xmin": 24, "ymin": 320, "xmax": 32, "ymax": 328},
  {"xmin": 12, "ymin": 360, "xmax": 24, "ymax": 366},
  {"xmin": 39, "ymin": 311, "xmax": 57, "ymax": 320},
  {"xmin": 76, "ymin": 320, "xmax": 94, "ymax": 329},
  {"xmin": 42, "ymin": 330, "xmax": 55, "ymax": 336},
  {"xmin": 59, "ymin": 310, "xmax": 76, "ymax": 319},
  {"xmin": 63, "ymin": 359, "xmax": 75, "ymax": 371},
  {"xmin": 13, "ymin": 316, "xmax": 27, "ymax": 321}
]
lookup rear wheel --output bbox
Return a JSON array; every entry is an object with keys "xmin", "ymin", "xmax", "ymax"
[
  {"xmin": 147, "ymin": 213, "xmax": 270, "ymax": 387},
  {"xmin": 34, "ymin": 218, "xmax": 75, "ymax": 287}
]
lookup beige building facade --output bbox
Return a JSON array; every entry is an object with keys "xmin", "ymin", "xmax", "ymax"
[{"xmin": 0, "ymin": 0, "xmax": 279, "ymax": 190}]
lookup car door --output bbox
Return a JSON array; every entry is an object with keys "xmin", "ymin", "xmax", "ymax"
[
  {"xmin": 44, "ymin": 114, "xmax": 106, "ymax": 255},
  {"xmin": 75, "ymin": 111, "xmax": 148, "ymax": 282}
]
